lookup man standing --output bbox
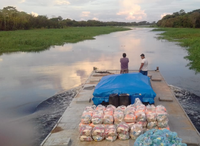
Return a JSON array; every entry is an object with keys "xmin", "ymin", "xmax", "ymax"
[
  {"xmin": 139, "ymin": 54, "xmax": 148, "ymax": 76},
  {"xmin": 120, "ymin": 53, "xmax": 129, "ymax": 74}
]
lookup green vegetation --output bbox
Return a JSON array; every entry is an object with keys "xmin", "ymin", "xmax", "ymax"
[
  {"xmin": 152, "ymin": 28, "xmax": 200, "ymax": 73},
  {"xmin": 0, "ymin": 26, "xmax": 130, "ymax": 54},
  {"xmin": 157, "ymin": 9, "xmax": 200, "ymax": 28},
  {"xmin": 0, "ymin": 6, "xmax": 156, "ymax": 31}
]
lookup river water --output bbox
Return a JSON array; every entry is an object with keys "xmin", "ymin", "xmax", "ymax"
[{"xmin": 0, "ymin": 28, "xmax": 200, "ymax": 145}]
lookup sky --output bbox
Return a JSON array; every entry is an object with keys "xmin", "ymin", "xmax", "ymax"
[{"xmin": 0, "ymin": 0, "xmax": 199, "ymax": 22}]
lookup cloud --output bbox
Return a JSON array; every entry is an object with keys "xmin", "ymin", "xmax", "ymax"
[
  {"xmin": 81, "ymin": 11, "xmax": 90, "ymax": 17},
  {"xmin": 160, "ymin": 13, "xmax": 171, "ymax": 19},
  {"xmin": 117, "ymin": 0, "xmax": 146, "ymax": 21},
  {"xmin": 20, "ymin": 0, "xmax": 26, "ymax": 3},
  {"xmin": 54, "ymin": 0, "xmax": 70, "ymax": 5},
  {"xmin": 31, "ymin": 12, "xmax": 38, "ymax": 17},
  {"xmin": 93, "ymin": 17, "xmax": 98, "ymax": 20},
  {"xmin": 56, "ymin": 45, "xmax": 72, "ymax": 52},
  {"xmin": 1, "ymin": 0, "xmax": 199, "ymax": 22}
]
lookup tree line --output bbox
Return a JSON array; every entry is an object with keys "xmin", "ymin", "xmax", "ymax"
[
  {"xmin": 0, "ymin": 6, "xmax": 156, "ymax": 31},
  {"xmin": 157, "ymin": 9, "xmax": 200, "ymax": 28}
]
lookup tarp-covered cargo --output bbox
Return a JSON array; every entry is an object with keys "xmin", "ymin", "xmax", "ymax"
[{"xmin": 92, "ymin": 73, "xmax": 156, "ymax": 105}]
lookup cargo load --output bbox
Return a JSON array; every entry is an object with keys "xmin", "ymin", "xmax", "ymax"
[{"xmin": 92, "ymin": 73, "xmax": 156, "ymax": 105}]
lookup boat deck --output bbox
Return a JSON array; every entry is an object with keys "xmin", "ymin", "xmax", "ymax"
[{"xmin": 41, "ymin": 70, "xmax": 200, "ymax": 146}]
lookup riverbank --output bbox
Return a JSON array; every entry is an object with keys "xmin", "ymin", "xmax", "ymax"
[
  {"xmin": 152, "ymin": 28, "xmax": 200, "ymax": 73},
  {"xmin": 0, "ymin": 27, "xmax": 130, "ymax": 54}
]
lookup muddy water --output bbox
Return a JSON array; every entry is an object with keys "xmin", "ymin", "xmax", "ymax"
[{"xmin": 0, "ymin": 28, "xmax": 200, "ymax": 145}]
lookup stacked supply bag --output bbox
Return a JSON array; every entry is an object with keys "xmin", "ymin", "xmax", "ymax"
[
  {"xmin": 135, "ymin": 98, "xmax": 147, "ymax": 130},
  {"xmin": 105, "ymin": 125, "xmax": 117, "ymax": 142},
  {"xmin": 130, "ymin": 123, "xmax": 143, "ymax": 140},
  {"xmin": 117, "ymin": 122, "xmax": 130, "ymax": 140},
  {"xmin": 113, "ymin": 107, "xmax": 124, "ymax": 125},
  {"xmin": 92, "ymin": 125, "xmax": 105, "ymax": 141},
  {"xmin": 79, "ymin": 98, "xmax": 171, "ymax": 142},
  {"xmin": 79, "ymin": 125, "xmax": 93, "ymax": 142},
  {"xmin": 81, "ymin": 105, "xmax": 95, "ymax": 124},
  {"xmin": 146, "ymin": 105, "xmax": 157, "ymax": 130},
  {"xmin": 103, "ymin": 105, "xmax": 115, "ymax": 124},
  {"xmin": 156, "ymin": 105, "xmax": 169, "ymax": 130},
  {"xmin": 124, "ymin": 105, "xmax": 136, "ymax": 124},
  {"xmin": 92, "ymin": 105, "xmax": 105, "ymax": 125}
]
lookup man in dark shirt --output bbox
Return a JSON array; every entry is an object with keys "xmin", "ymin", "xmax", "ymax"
[{"xmin": 120, "ymin": 53, "xmax": 129, "ymax": 74}]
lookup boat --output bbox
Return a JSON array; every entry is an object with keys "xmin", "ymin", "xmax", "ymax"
[{"xmin": 40, "ymin": 68, "xmax": 200, "ymax": 146}]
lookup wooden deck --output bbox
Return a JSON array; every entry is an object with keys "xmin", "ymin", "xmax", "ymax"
[{"xmin": 41, "ymin": 70, "xmax": 200, "ymax": 146}]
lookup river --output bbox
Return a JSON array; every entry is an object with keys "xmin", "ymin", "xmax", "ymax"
[{"xmin": 0, "ymin": 27, "xmax": 200, "ymax": 145}]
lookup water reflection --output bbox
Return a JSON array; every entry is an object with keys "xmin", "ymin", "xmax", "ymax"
[
  {"xmin": 0, "ymin": 28, "xmax": 200, "ymax": 118},
  {"xmin": 155, "ymin": 31, "xmax": 200, "ymax": 74}
]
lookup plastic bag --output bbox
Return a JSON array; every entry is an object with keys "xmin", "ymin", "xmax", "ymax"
[
  {"xmin": 158, "ymin": 119, "xmax": 169, "ymax": 128},
  {"xmin": 125, "ymin": 106, "xmax": 135, "ymax": 115},
  {"xmin": 117, "ymin": 105, "xmax": 127, "ymax": 112},
  {"xmin": 126, "ymin": 122, "xmax": 135, "ymax": 128},
  {"xmin": 96, "ymin": 104, "xmax": 106, "ymax": 111},
  {"xmin": 106, "ymin": 135, "xmax": 117, "ymax": 142},
  {"xmin": 118, "ymin": 133, "xmax": 130, "ymax": 140},
  {"xmin": 137, "ymin": 121, "xmax": 147, "ymax": 128},
  {"xmin": 124, "ymin": 113, "xmax": 136, "ymax": 123},
  {"xmin": 79, "ymin": 125, "xmax": 92, "ymax": 136},
  {"xmin": 80, "ymin": 135, "xmax": 93, "ymax": 142},
  {"xmin": 105, "ymin": 125, "xmax": 117, "ymax": 142},
  {"xmin": 107, "ymin": 105, "xmax": 116, "ymax": 110},
  {"xmin": 146, "ymin": 112, "xmax": 157, "ymax": 122},
  {"xmin": 147, "ymin": 121, "xmax": 157, "ymax": 129},
  {"xmin": 104, "ymin": 107, "xmax": 114, "ymax": 115},
  {"xmin": 117, "ymin": 119, "xmax": 130, "ymax": 140},
  {"xmin": 92, "ymin": 112, "xmax": 103, "ymax": 124},
  {"xmin": 117, "ymin": 122, "xmax": 129, "ymax": 134},
  {"xmin": 136, "ymin": 104, "xmax": 146, "ymax": 112},
  {"xmin": 135, "ymin": 111, "xmax": 146, "ymax": 122},
  {"xmin": 93, "ymin": 109, "xmax": 104, "ymax": 115},
  {"xmin": 81, "ymin": 111, "xmax": 93, "ymax": 124},
  {"xmin": 92, "ymin": 125, "xmax": 105, "ymax": 141},
  {"xmin": 146, "ymin": 104, "xmax": 156, "ymax": 113},
  {"xmin": 79, "ymin": 123, "xmax": 89, "ymax": 130},
  {"xmin": 130, "ymin": 123, "xmax": 143, "ymax": 140},
  {"xmin": 134, "ymin": 98, "xmax": 143, "ymax": 106},
  {"xmin": 114, "ymin": 110, "xmax": 124, "ymax": 124},
  {"xmin": 103, "ymin": 114, "xmax": 114, "ymax": 124},
  {"xmin": 156, "ymin": 111, "xmax": 168, "ymax": 122},
  {"xmin": 156, "ymin": 105, "xmax": 167, "ymax": 113},
  {"xmin": 92, "ymin": 115, "xmax": 103, "ymax": 125},
  {"xmin": 127, "ymin": 104, "xmax": 135, "ymax": 108},
  {"xmin": 89, "ymin": 123, "xmax": 95, "ymax": 128}
]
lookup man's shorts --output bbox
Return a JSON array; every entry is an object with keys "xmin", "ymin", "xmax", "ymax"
[{"xmin": 140, "ymin": 70, "xmax": 148, "ymax": 76}]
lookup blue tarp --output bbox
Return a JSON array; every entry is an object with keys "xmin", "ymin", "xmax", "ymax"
[{"xmin": 92, "ymin": 73, "xmax": 156, "ymax": 105}]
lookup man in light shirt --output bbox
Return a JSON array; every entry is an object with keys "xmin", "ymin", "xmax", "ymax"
[
  {"xmin": 139, "ymin": 54, "xmax": 148, "ymax": 76},
  {"xmin": 120, "ymin": 53, "xmax": 129, "ymax": 74}
]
